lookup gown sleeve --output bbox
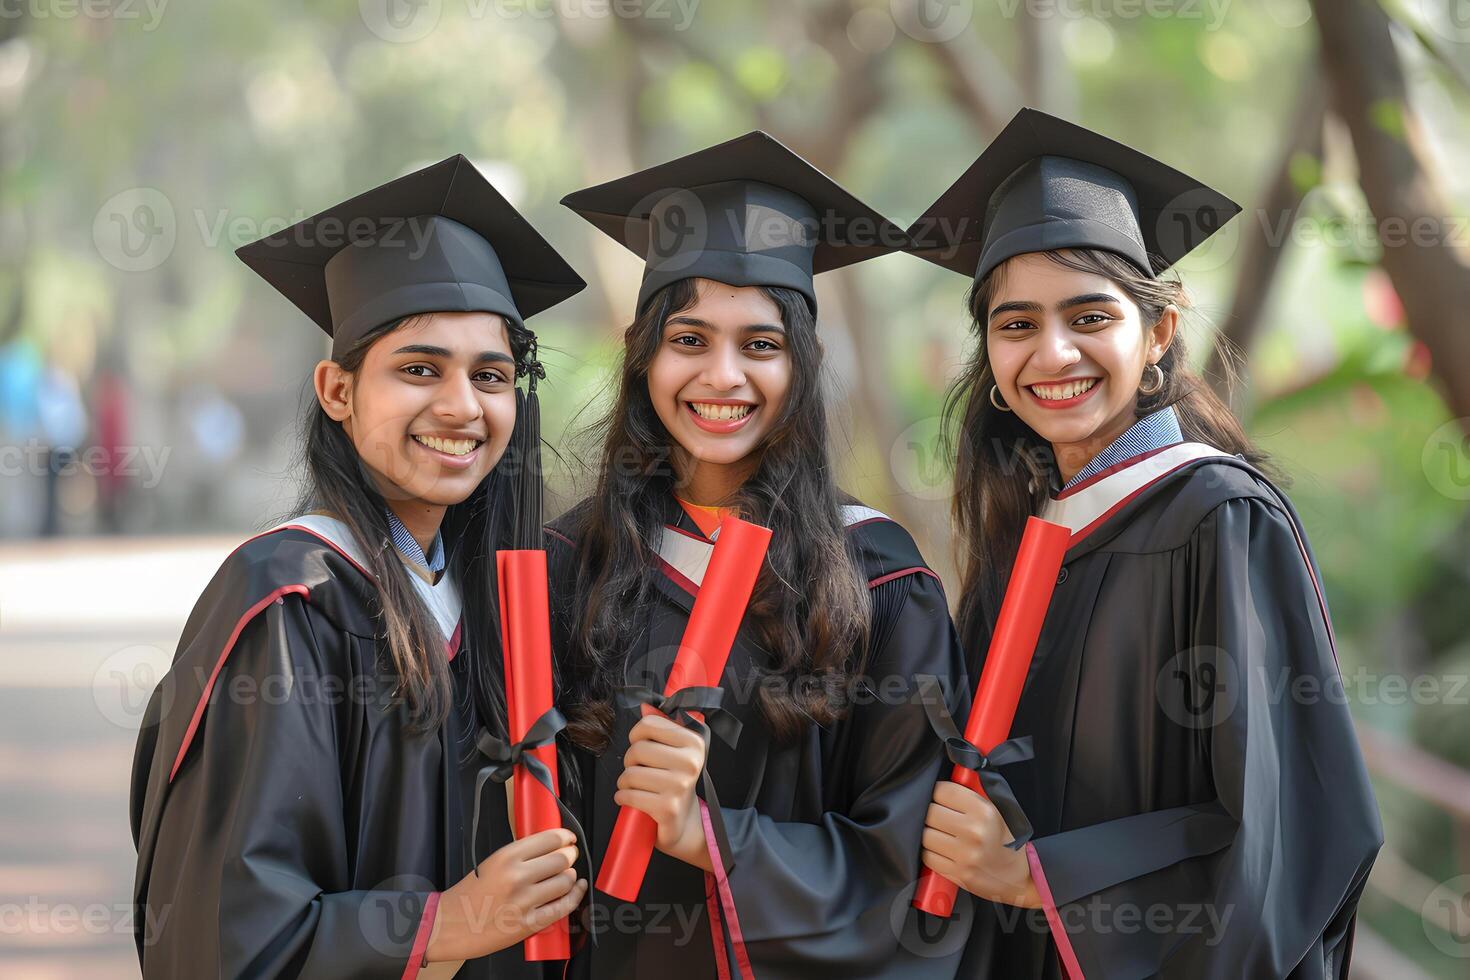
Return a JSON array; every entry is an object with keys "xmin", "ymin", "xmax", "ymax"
[
  {"xmin": 1024, "ymin": 496, "xmax": 1382, "ymax": 979},
  {"xmin": 133, "ymin": 594, "xmax": 440, "ymax": 980},
  {"xmin": 713, "ymin": 569, "xmax": 972, "ymax": 974}
]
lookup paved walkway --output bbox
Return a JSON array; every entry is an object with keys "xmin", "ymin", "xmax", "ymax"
[{"xmin": 0, "ymin": 536, "xmax": 235, "ymax": 980}]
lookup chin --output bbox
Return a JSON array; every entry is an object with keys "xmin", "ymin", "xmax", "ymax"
[
  {"xmin": 1018, "ymin": 410, "xmax": 1104, "ymax": 445},
  {"xmin": 1022, "ymin": 419, "xmax": 1087, "ymax": 445},
  {"xmin": 414, "ymin": 474, "xmax": 487, "ymax": 507},
  {"xmin": 683, "ymin": 443, "xmax": 752, "ymax": 466},
  {"xmin": 682, "ymin": 426, "xmax": 770, "ymax": 465}
]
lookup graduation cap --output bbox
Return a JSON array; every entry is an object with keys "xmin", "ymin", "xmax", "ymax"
[
  {"xmin": 906, "ymin": 108, "xmax": 1240, "ymax": 282},
  {"xmin": 239, "ymin": 156, "xmax": 584, "ymax": 551},
  {"xmin": 560, "ymin": 131, "xmax": 907, "ymax": 315},
  {"xmin": 237, "ymin": 154, "xmax": 585, "ymax": 361}
]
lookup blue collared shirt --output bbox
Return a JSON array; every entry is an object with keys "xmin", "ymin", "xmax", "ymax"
[
  {"xmin": 1062, "ymin": 406, "xmax": 1183, "ymax": 490},
  {"xmin": 384, "ymin": 507, "xmax": 446, "ymax": 574}
]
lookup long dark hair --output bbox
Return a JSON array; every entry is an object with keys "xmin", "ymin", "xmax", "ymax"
[
  {"xmin": 945, "ymin": 247, "xmax": 1267, "ymax": 653},
  {"xmin": 560, "ymin": 278, "xmax": 870, "ymax": 751},
  {"xmin": 294, "ymin": 313, "xmax": 546, "ymax": 756}
]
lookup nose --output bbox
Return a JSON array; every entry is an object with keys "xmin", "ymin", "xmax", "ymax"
[
  {"xmin": 1030, "ymin": 321, "xmax": 1082, "ymax": 375},
  {"xmin": 698, "ymin": 342, "xmax": 747, "ymax": 392},
  {"xmin": 432, "ymin": 369, "xmax": 486, "ymax": 424}
]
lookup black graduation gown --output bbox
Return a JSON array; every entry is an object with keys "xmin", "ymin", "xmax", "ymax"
[
  {"xmin": 960, "ymin": 451, "xmax": 1382, "ymax": 979},
  {"xmin": 129, "ymin": 519, "xmax": 495, "ymax": 980},
  {"xmin": 546, "ymin": 499, "xmax": 975, "ymax": 979}
]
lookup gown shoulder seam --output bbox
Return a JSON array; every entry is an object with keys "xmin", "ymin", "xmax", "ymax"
[{"xmin": 1082, "ymin": 465, "xmax": 1289, "ymax": 557}]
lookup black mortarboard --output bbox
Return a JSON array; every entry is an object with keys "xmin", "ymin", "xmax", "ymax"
[
  {"xmin": 239, "ymin": 156, "xmax": 584, "ymax": 552},
  {"xmin": 237, "ymin": 155, "xmax": 585, "ymax": 360},
  {"xmin": 906, "ymin": 108, "xmax": 1240, "ymax": 282},
  {"xmin": 560, "ymin": 131, "xmax": 906, "ymax": 315}
]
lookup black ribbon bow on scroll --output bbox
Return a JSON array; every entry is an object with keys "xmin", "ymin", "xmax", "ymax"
[
  {"xmin": 614, "ymin": 684, "xmax": 744, "ymax": 876},
  {"xmin": 472, "ymin": 705, "xmax": 594, "ymax": 891},
  {"xmin": 913, "ymin": 674, "xmax": 1036, "ymax": 850}
]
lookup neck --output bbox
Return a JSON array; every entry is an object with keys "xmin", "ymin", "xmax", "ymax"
[
  {"xmin": 384, "ymin": 498, "xmax": 445, "ymax": 557},
  {"xmin": 672, "ymin": 450, "xmax": 757, "ymax": 507},
  {"xmin": 1050, "ymin": 412, "xmax": 1138, "ymax": 484}
]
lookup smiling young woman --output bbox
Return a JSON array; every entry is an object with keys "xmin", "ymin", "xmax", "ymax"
[
  {"xmin": 548, "ymin": 132, "xmax": 974, "ymax": 979},
  {"xmin": 906, "ymin": 109, "xmax": 1382, "ymax": 980},
  {"xmin": 129, "ymin": 157, "xmax": 589, "ymax": 980},
  {"xmin": 644, "ymin": 280, "xmax": 793, "ymax": 504}
]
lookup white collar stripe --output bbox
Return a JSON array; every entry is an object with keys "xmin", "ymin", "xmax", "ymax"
[
  {"xmin": 654, "ymin": 505, "xmax": 888, "ymax": 590},
  {"xmin": 266, "ymin": 514, "xmax": 462, "ymax": 643},
  {"xmin": 1041, "ymin": 443, "xmax": 1230, "ymax": 542},
  {"xmin": 839, "ymin": 504, "xmax": 889, "ymax": 526},
  {"xmin": 655, "ymin": 529, "xmax": 717, "ymax": 591}
]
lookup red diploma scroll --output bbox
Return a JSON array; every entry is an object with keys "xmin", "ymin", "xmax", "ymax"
[
  {"xmin": 497, "ymin": 549, "xmax": 569, "ymax": 961},
  {"xmin": 595, "ymin": 515, "xmax": 773, "ymax": 903},
  {"xmin": 913, "ymin": 516, "xmax": 1070, "ymax": 917}
]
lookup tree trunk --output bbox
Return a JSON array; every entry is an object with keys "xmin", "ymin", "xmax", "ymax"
[
  {"xmin": 1311, "ymin": 0, "xmax": 1470, "ymax": 423},
  {"xmin": 1019, "ymin": 8, "xmax": 1072, "ymax": 116}
]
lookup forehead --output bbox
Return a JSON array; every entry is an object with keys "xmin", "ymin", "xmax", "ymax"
[
  {"xmin": 989, "ymin": 252, "xmax": 1125, "ymax": 304},
  {"xmin": 383, "ymin": 310, "xmax": 512, "ymax": 352},
  {"xmin": 669, "ymin": 278, "xmax": 782, "ymax": 327}
]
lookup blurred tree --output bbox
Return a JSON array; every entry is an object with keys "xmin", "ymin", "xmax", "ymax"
[
  {"xmin": 1312, "ymin": 0, "xmax": 1470, "ymax": 424},
  {"xmin": 0, "ymin": 6, "xmax": 26, "ymax": 349}
]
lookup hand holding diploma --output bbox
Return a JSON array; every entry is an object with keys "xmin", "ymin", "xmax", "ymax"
[
  {"xmin": 427, "ymin": 829, "xmax": 586, "ymax": 964},
  {"xmin": 921, "ymin": 780, "xmax": 1042, "ymax": 908},
  {"xmin": 913, "ymin": 516, "xmax": 1070, "ymax": 917},
  {"xmin": 596, "ymin": 515, "xmax": 772, "ymax": 902},
  {"xmin": 465, "ymin": 548, "xmax": 587, "ymax": 961},
  {"xmin": 615, "ymin": 713, "xmax": 716, "ymax": 871}
]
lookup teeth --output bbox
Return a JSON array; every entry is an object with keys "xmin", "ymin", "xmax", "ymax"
[
  {"xmin": 1030, "ymin": 378, "xmax": 1097, "ymax": 401},
  {"xmin": 413, "ymin": 435, "xmax": 481, "ymax": 456},
  {"xmin": 690, "ymin": 402, "xmax": 753, "ymax": 421}
]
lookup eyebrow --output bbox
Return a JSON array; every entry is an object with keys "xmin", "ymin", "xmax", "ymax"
[
  {"xmin": 988, "ymin": 292, "xmax": 1123, "ymax": 321},
  {"xmin": 392, "ymin": 344, "xmax": 515, "ymax": 364},
  {"xmin": 664, "ymin": 316, "xmax": 786, "ymax": 334}
]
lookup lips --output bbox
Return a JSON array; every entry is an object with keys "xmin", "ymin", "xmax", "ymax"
[
  {"xmin": 1024, "ymin": 377, "xmax": 1101, "ymax": 410},
  {"xmin": 690, "ymin": 402, "xmax": 753, "ymax": 422},
  {"xmin": 412, "ymin": 434, "xmax": 482, "ymax": 456},
  {"xmin": 410, "ymin": 433, "xmax": 484, "ymax": 468},
  {"xmin": 685, "ymin": 400, "xmax": 758, "ymax": 434}
]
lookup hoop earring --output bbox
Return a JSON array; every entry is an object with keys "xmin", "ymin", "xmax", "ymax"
[
  {"xmin": 989, "ymin": 385, "xmax": 1013, "ymax": 412},
  {"xmin": 1138, "ymin": 362, "xmax": 1165, "ymax": 396}
]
